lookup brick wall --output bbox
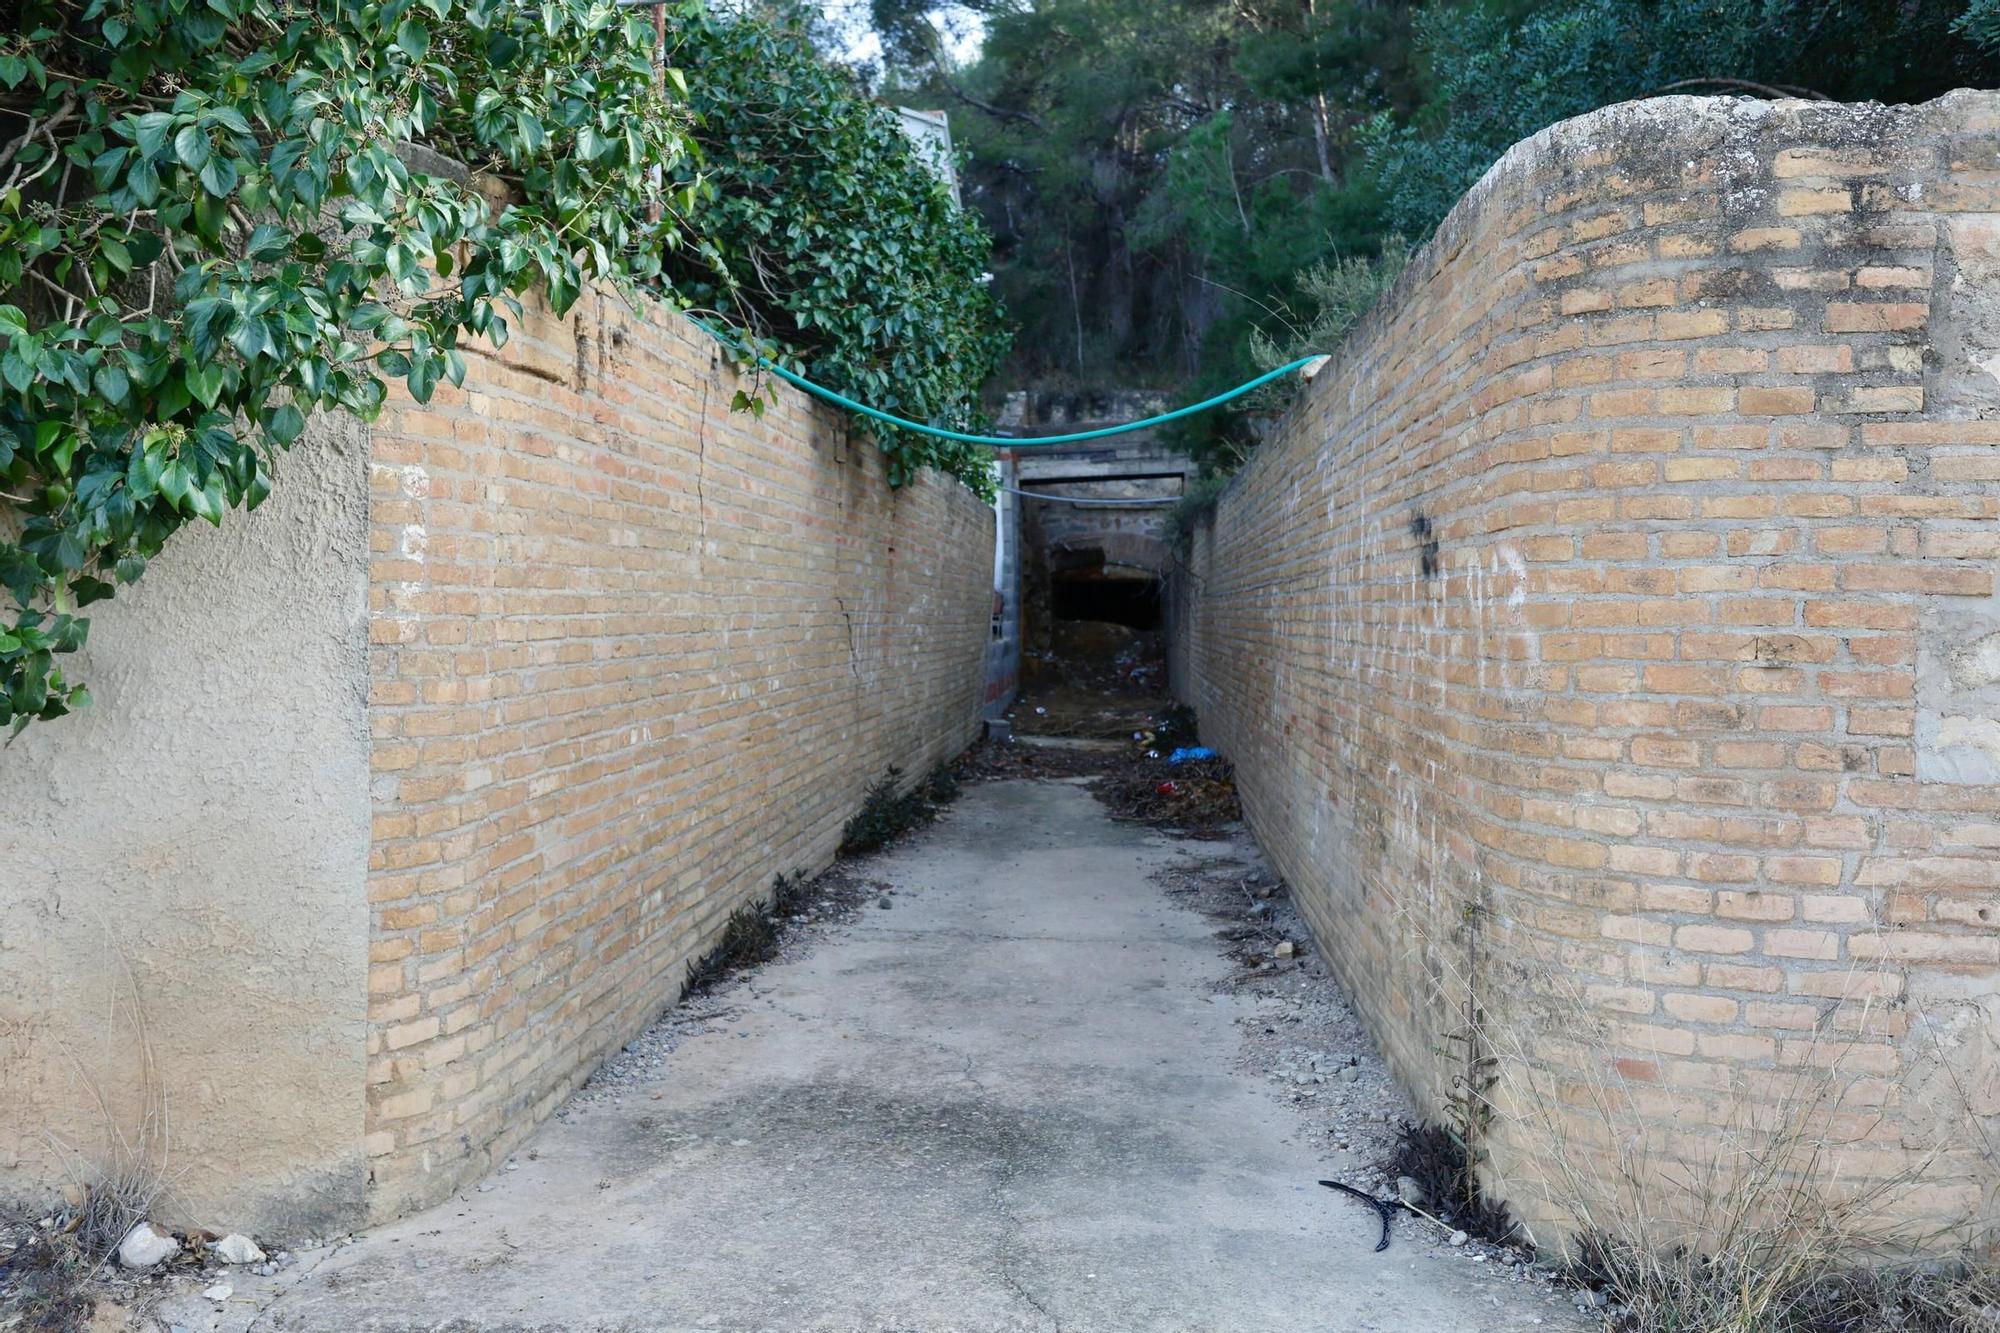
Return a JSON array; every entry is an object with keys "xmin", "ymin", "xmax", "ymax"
[
  {"xmin": 363, "ymin": 292, "xmax": 993, "ymax": 1218},
  {"xmin": 1171, "ymin": 92, "xmax": 2000, "ymax": 1247}
]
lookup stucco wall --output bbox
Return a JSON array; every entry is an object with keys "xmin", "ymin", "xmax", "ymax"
[
  {"xmin": 0, "ymin": 417, "xmax": 374, "ymax": 1236},
  {"xmin": 1171, "ymin": 91, "xmax": 2000, "ymax": 1247}
]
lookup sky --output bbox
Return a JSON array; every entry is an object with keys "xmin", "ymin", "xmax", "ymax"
[{"xmin": 817, "ymin": 0, "xmax": 988, "ymax": 71}]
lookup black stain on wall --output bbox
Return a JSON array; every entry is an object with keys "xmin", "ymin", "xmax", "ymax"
[{"xmin": 1410, "ymin": 512, "xmax": 1441, "ymax": 580}]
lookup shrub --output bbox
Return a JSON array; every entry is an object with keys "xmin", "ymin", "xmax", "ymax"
[
  {"xmin": 0, "ymin": 0, "xmax": 695, "ymax": 731},
  {"xmin": 661, "ymin": 6, "xmax": 1009, "ymax": 490}
]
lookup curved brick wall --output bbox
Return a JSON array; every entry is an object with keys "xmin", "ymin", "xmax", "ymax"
[{"xmin": 1172, "ymin": 91, "xmax": 2000, "ymax": 1246}]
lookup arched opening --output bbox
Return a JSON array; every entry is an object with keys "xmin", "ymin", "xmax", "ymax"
[{"xmin": 1050, "ymin": 559, "xmax": 1162, "ymax": 631}]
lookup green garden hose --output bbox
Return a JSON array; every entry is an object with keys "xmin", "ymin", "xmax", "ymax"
[{"xmin": 692, "ymin": 317, "xmax": 1328, "ymax": 448}]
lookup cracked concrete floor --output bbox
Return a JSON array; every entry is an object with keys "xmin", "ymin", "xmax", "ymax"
[{"xmin": 240, "ymin": 778, "xmax": 1570, "ymax": 1333}]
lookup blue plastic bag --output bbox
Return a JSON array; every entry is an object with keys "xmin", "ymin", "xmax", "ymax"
[{"xmin": 1166, "ymin": 746, "xmax": 1216, "ymax": 765}]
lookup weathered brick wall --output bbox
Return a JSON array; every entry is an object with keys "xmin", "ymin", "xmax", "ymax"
[
  {"xmin": 1171, "ymin": 92, "xmax": 2000, "ymax": 1246},
  {"xmin": 363, "ymin": 292, "xmax": 993, "ymax": 1218}
]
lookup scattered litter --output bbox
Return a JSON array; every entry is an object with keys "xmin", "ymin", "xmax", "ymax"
[{"xmin": 1166, "ymin": 746, "xmax": 1216, "ymax": 764}]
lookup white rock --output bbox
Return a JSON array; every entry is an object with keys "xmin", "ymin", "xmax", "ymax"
[
  {"xmin": 117, "ymin": 1222, "xmax": 180, "ymax": 1270},
  {"xmin": 211, "ymin": 1233, "xmax": 265, "ymax": 1265},
  {"xmin": 1449, "ymin": 1229, "xmax": 1469, "ymax": 1247},
  {"xmin": 202, "ymin": 1283, "xmax": 233, "ymax": 1302}
]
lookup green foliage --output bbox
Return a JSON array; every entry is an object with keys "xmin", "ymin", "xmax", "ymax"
[
  {"xmin": 1165, "ymin": 472, "xmax": 1231, "ymax": 547},
  {"xmin": 873, "ymin": 0, "xmax": 1998, "ymax": 468},
  {"xmin": 873, "ymin": 0, "xmax": 1414, "ymax": 399},
  {"xmin": 1251, "ymin": 239, "xmax": 1407, "ymax": 367},
  {"xmin": 1359, "ymin": 0, "xmax": 2000, "ymax": 242},
  {"xmin": 0, "ymin": 0, "xmax": 695, "ymax": 731},
  {"xmin": 1962, "ymin": 0, "xmax": 2000, "ymax": 49},
  {"xmin": 664, "ymin": 7, "xmax": 1009, "ymax": 491}
]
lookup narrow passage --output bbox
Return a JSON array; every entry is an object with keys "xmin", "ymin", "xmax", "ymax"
[{"xmin": 236, "ymin": 742, "xmax": 1579, "ymax": 1332}]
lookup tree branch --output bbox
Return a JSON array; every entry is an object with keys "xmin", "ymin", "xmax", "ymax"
[{"xmin": 1650, "ymin": 77, "xmax": 1832, "ymax": 101}]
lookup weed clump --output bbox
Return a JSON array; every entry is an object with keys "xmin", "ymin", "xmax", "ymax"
[
  {"xmin": 1389, "ymin": 1120, "xmax": 1517, "ymax": 1245},
  {"xmin": 680, "ymin": 900, "xmax": 779, "ymax": 998},
  {"xmin": 769, "ymin": 868, "xmax": 813, "ymax": 919},
  {"xmin": 682, "ymin": 868, "xmax": 819, "ymax": 998},
  {"xmin": 839, "ymin": 763, "xmax": 959, "ymax": 855},
  {"xmin": 923, "ymin": 762, "xmax": 960, "ymax": 805}
]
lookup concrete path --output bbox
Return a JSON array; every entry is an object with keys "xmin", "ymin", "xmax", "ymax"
[{"xmin": 247, "ymin": 780, "xmax": 1568, "ymax": 1332}]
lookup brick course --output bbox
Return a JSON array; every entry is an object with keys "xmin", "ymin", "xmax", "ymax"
[
  {"xmin": 363, "ymin": 291, "xmax": 993, "ymax": 1217},
  {"xmin": 1169, "ymin": 93, "xmax": 2000, "ymax": 1246}
]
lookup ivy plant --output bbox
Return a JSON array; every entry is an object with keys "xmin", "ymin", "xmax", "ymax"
[
  {"xmin": 0, "ymin": 0, "xmax": 696, "ymax": 731},
  {"xmin": 663, "ymin": 6, "xmax": 1010, "ymax": 491}
]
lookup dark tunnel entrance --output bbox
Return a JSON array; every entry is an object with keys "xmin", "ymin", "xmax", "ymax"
[{"xmin": 1051, "ymin": 569, "xmax": 1162, "ymax": 631}]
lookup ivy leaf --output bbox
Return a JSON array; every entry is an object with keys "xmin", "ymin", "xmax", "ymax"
[
  {"xmin": 126, "ymin": 156, "xmax": 161, "ymax": 205},
  {"xmin": 125, "ymin": 230, "xmax": 164, "ymax": 267},
  {"xmin": 264, "ymin": 403, "xmax": 305, "ymax": 446},
  {"xmin": 244, "ymin": 224, "xmax": 288, "ymax": 262},
  {"xmin": 199, "ymin": 155, "xmax": 238, "ymax": 198},
  {"xmin": 99, "ymin": 235, "xmax": 132, "ymax": 274},
  {"xmin": 70, "ymin": 576, "xmax": 115, "ymax": 607},
  {"xmin": 132, "ymin": 112, "xmax": 175, "ymax": 158},
  {"xmin": 93, "ymin": 365, "xmax": 129, "ymax": 404},
  {"xmin": 51, "ymin": 530, "xmax": 86, "ymax": 572},
  {"xmin": 185, "ymin": 363, "xmax": 225, "ymax": 408},
  {"xmin": 1, "ymin": 351, "xmax": 34, "ymax": 393},
  {"xmin": 173, "ymin": 123, "xmax": 211, "ymax": 171},
  {"xmin": 396, "ymin": 19, "xmax": 431, "ymax": 59}
]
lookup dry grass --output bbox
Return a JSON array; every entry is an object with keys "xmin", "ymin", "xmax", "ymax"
[
  {"xmin": 41, "ymin": 925, "xmax": 175, "ymax": 1264},
  {"xmin": 1382, "ymin": 875, "xmax": 2000, "ymax": 1333},
  {"xmin": 1486, "ymin": 969, "xmax": 2000, "ymax": 1333},
  {"xmin": 2, "ymin": 924, "xmax": 179, "ymax": 1331}
]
